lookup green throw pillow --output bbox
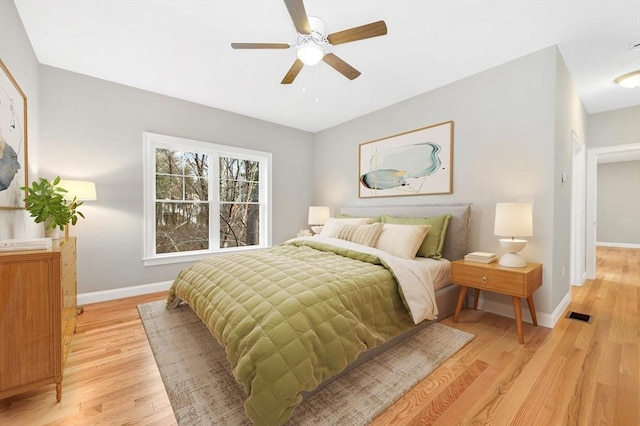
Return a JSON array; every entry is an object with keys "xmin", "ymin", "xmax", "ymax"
[{"xmin": 380, "ymin": 214, "xmax": 451, "ymax": 259}]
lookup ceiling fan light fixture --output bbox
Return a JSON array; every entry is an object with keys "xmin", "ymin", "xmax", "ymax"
[
  {"xmin": 615, "ymin": 70, "xmax": 640, "ymax": 88},
  {"xmin": 297, "ymin": 43, "xmax": 324, "ymax": 65}
]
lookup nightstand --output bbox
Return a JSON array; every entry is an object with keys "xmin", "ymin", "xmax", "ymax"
[{"xmin": 452, "ymin": 259, "xmax": 542, "ymax": 344}]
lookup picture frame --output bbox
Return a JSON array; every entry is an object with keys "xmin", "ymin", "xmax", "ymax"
[
  {"xmin": 0, "ymin": 59, "xmax": 28, "ymax": 209},
  {"xmin": 359, "ymin": 120, "xmax": 453, "ymax": 198}
]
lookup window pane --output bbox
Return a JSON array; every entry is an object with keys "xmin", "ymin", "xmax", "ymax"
[
  {"xmin": 156, "ymin": 175, "xmax": 183, "ymax": 200},
  {"xmin": 185, "ymin": 176, "xmax": 208, "ymax": 201},
  {"xmin": 220, "ymin": 203, "xmax": 260, "ymax": 248},
  {"xmin": 156, "ymin": 148, "xmax": 183, "ymax": 174},
  {"xmin": 220, "ymin": 179, "xmax": 259, "ymax": 202},
  {"xmin": 156, "ymin": 201, "xmax": 209, "ymax": 253},
  {"xmin": 184, "ymin": 152, "xmax": 209, "ymax": 177},
  {"xmin": 220, "ymin": 157, "xmax": 259, "ymax": 182}
]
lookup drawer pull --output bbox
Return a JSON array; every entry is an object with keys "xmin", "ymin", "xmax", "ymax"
[{"xmin": 481, "ymin": 276, "xmax": 488, "ymax": 284}]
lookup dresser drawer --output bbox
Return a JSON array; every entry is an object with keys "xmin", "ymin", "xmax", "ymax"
[{"xmin": 60, "ymin": 240, "xmax": 76, "ymax": 282}]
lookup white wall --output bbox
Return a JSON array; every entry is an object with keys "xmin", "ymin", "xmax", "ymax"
[
  {"xmin": 597, "ymin": 160, "xmax": 640, "ymax": 245},
  {"xmin": 312, "ymin": 46, "xmax": 585, "ymax": 321},
  {"xmin": 588, "ymin": 106, "xmax": 640, "ymax": 149},
  {"xmin": 551, "ymin": 48, "xmax": 587, "ymax": 307},
  {"xmin": 0, "ymin": 0, "xmax": 41, "ymax": 240},
  {"xmin": 38, "ymin": 65, "xmax": 314, "ymax": 295}
]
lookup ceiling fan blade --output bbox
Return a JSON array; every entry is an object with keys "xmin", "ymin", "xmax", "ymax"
[
  {"xmin": 231, "ymin": 42, "xmax": 290, "ymax": 49},
  {"xmin": 327, "ymin": 20, "xmax": 387, "ymax": 45},
  {"xmin": 284, "ymin": 0, "xmax": 311, "ymax": 34},
  {"xmin": 281, "ymin": 59, "xmax": 304, "ymax": 84},
  {"xmin": 322, "ymin": 53, "xmax": 361, "ymax": 80}
]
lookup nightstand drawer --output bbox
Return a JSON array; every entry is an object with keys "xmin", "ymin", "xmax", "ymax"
[
  {"xmin": 451, "ymin": 260, "xmax": 542, "ymax": 298},
  {"xmin": 453, "ymin": 266, "xmax": 525, "ymax": 295}
]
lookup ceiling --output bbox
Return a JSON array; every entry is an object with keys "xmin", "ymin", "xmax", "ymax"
[{"xmin": 14, "ymin": 0, "xmax": 640, "ymax": 133}]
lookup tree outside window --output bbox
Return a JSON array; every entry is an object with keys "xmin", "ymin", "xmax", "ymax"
[{"xmin": 143, "ymin": 133, "xmax": 271, "ymax": 265}]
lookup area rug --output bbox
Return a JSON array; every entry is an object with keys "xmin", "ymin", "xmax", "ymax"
[{"xmin": 138, "ymin": 301, "xmax": 474, "ymax": 425}]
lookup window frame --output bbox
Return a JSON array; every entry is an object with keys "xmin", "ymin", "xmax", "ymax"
[{"xmin": 143, "ymin": 132, "xmax": 272, "ymax": 266}]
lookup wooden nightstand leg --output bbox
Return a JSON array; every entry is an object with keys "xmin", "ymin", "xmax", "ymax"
[
  {"xmin": 454, "ymin": 286, "xmax": 468, "ymax": 323},
  {"xmin": 526, "ymin": 296, "xmax": 538, "ymax": 326},
  {"xmin": 56, "ymin": 382, "xmax": 62, "ymax": 402},
  {"xmin": 473, "ymin": 289, "xmax": 480, "ymax": 309},
  {"xmin": 512, "ymin": 297, "xmax": 525, "ymax": 344}
]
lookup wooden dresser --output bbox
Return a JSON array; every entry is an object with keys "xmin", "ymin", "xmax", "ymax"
[{"xmin": 0, "ymin": 237, "xmax": 77, "ymax": 402}]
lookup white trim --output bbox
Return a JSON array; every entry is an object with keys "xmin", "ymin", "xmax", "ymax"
[
  {"xmin": 469, "ymin": 288, "xmax": 572, "ymax": 329},
  {"xmin": 471, "ymin": 298, "xmax": 543, "ymax": 329},
  {"xmin": 549, "ymin": 290, "xmax": 572, "ymax": 327},
  {"xmin": 570, "ymin": 131, "xmax": 586, "ymax": 287},
  {"xmin": 596, "ymin": 241, "xmax": 640, "ymax": 249},
  {"xmin": 77, "ymin": 281, "xmax": 173, "ymax": 305}
]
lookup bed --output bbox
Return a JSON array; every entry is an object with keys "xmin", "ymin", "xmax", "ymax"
[{"xmin": 167, "ymin": 203, "xmax": 470, "ymax": 425}]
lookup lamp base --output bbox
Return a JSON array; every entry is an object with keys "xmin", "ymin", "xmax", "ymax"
[
  {"xmin": 498, "ymin": 252, "xmax": 527, "ymax": 268},
  {"xmin": 310, "ymin": 225, "xmax": 324, "ymax": 234}
]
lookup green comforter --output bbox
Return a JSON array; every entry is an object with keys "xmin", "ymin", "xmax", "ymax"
[{"xmin": 167, "ymin": 239, "xmax": 415, "ymax": 425}]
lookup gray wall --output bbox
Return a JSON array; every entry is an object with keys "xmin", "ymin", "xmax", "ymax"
[
  {"xmin": 588, "ymin": 106, "xmax": 640, "ymax": 148},
  {"xmin": 551, "ymin": 48, "xmax": 587, "ymax": 309},
  {"xmin": 597, "ymin": 160, "xmax": 640, "ymax": 245},
  {"xmin": 312, "ymin": 46, "xmax": 586, "ymax": 317},
  {"xmin": 0, "ymin": 0, "xmax": 41, "ymax": 240},
  {"xmin": 588, "ymin": 106, "xmax": 640, "ymax": 248},
  {"xmin": 38, "ymin": 66, "xmax": 313, "ymax": 294}
]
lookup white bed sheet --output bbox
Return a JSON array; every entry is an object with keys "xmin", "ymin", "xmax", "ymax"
[
  {"xmin": 288, "ymin": 236, "xmax": 450, "ymax": 323},
  {"xmin": 413, "ymin": 257, "xmax": 452, "ymax": 291}
]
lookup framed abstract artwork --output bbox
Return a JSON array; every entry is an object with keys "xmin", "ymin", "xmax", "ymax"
[
  {"xmin": 359, "ymin": 120, "xmax": 453, "ymax": 198},
  {"xmin": 0, "ymin": 59, "xmax": 28, "ymax": 209}
]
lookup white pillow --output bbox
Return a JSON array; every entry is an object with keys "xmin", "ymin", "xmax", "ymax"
[
  {"xmin": 375, "ymin": 224, "xmax": 431, "ymax": 259},
  {"xmin": 320, "ymin": 217, "xmax": 372, "ymax": 237},
  {"xmin": 329, "ymin": 222, "xmax": 384, "ymax": 247}
]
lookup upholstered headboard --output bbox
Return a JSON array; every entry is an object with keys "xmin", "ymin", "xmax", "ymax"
[{"xmin": 339, "ymin": 203, "xmax": 471, "ymax": 261}]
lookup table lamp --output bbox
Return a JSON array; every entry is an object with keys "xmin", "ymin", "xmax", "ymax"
[
  {"xmin": 59, "ymin": 180, "xmax": 97, "ymax": 240},
  {"xmin": 494, "ymin": 202, "xmax": 533, "ymax": 267},
  {"xmin": 308, "ymin": 206, "xmax": 330, "ymax": 234}
]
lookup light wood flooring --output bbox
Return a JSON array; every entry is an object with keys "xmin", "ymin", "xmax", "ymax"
[{"xmin": 1, "ymin": 247, "xmax": 638, "ymax": 425}]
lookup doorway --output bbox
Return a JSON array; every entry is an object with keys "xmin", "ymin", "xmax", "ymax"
[{"xmin": 584, "ymin": 143, "xmax": 640, "ymax": 280}]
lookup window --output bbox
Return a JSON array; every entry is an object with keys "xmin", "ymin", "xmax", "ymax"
[{"xmin": 143, "ymin": 132, "xmax": 271, "ymax": 266}]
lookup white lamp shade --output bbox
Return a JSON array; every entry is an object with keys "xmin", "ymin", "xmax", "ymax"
[
  {"xmin": 58, "ymin": 180, "xmax": 97, "ymax": 201},
  {"xmin": 308, "ymin": 206, "xmax": 330, "ymax": 225},
  {"xmin": 494, "ymin": 202, "xmax": 533, "ymax": 237},
  {"xmin": 297, "ymin": 44, "xmax": 324, "ymax": 65}
]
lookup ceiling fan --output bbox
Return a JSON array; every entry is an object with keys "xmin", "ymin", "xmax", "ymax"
[{"xmin": 231, "ymin": 0, "xmax": 387, "ymax": 84}]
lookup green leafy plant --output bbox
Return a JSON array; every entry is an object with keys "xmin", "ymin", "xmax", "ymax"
[{"xmin": 21, "ymin": 176, "xmax": 85, "ymax": 231}]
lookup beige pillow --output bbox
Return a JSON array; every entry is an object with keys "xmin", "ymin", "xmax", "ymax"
[
  {"xmin": 375, "ymin": 224, "xmax": 431, "ymax": 259},
  {"xmin": 329, "ymin": 222, "xmax": 384, "ymax": 247},
  {"xmin": 320, "ymin": 217, "xmax": 371, "ymax": 237}
]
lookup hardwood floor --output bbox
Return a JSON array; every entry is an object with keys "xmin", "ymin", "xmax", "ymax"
[{"xmin": 1, "ymin": 247, "xmax": 638, "ymax": 425}]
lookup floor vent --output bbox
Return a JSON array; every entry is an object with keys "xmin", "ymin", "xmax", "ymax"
[{"xmin": 566, "ymin": 311, "xmax": 593, "ymax": 323}]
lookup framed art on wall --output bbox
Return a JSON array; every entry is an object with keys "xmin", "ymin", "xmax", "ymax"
[
  {"xmin": 359, "ymin": 120, "xmax": 453, "ymax": 198},
  {"xmin": 0, "ymin": 59, "xmax": 28, "ymax": 209}
]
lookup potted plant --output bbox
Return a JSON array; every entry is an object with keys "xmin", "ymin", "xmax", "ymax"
[{"xmin": 21, "ymin": 176, "xmax": 85, "ymax": 236}]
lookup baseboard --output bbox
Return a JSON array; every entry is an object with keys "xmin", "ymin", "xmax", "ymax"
[
  {"xmin": 596, "ymin": 241, "xmax": 640, "ymax": 249},
  {"xmin": 469, "ymin": 292, "xmax": 570, "ymax": 329},
  {"xmin": 77, "ymin": 281, "xmax": 173, "ymax": 306},
  {"xmin": 552, "ymin": 289, "xmax": 571, "ymax": 327}
]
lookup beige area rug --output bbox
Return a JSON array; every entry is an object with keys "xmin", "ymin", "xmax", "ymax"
[{"xmin": 138, "ymin": 301, "xmax": 473, "ymax": 425}]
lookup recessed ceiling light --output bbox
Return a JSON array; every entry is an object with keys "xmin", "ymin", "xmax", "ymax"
[{"xmin": 615, "ymin": 70, "xmax": 640, "ymax": 88}]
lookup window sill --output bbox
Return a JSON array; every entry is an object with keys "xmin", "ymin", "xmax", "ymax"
[{"xmin": 143, "ymin": 245, "xmax": 267, "ymax": 267}]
